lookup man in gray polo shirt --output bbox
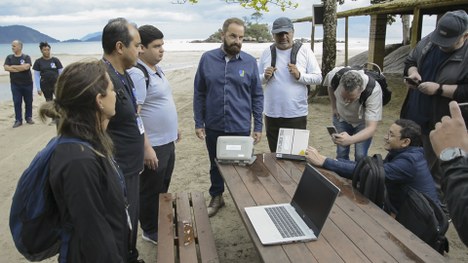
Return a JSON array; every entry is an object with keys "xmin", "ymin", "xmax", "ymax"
[
  {"xmin": 324, "ymin": 69, "xmax": 382, "ymax": 161},
  {"xmin": 128, "ymin": 25, "xmax": 180, "ymax": 245}
]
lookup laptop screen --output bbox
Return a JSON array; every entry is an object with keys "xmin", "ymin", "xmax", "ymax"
[{"xmin": 291, "ymin": 164, "xmax": 340, "ymax": 236}]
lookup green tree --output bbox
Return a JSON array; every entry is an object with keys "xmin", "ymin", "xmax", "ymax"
[
  {"xmin": 204, "ymin": 21, "xmax": 272, "ymax": 42},
  {"xmin": 176, "ymin": 0, "xmax": 298, "ymax": 12},
  {"xmin": 251, "ymin": 11, "xmax": 263, "ymax": 23}
]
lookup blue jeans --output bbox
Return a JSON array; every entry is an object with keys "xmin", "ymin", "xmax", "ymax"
[
  {"xmin": 333, "ymin": 116, "xmax": 372, "ymax": 161},
  {"xmin": 205, "ymin": 128, "xmax": 249, "ymax": 197},
  {"xmin": 11, "ymin": 83, "xmax": 33, "ymax": 122}
]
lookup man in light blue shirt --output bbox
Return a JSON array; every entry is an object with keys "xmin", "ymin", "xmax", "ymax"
[
  {"xmin": 128, "ymin": 25, "xmax": 180, "ymax": 244},
  {"xmin": 193, "ymin": 17, "xmax": 263, "ymax": 217}
]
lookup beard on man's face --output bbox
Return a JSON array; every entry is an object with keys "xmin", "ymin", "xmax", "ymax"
[{"xmin": 223, "ymin": 39, "xmax": 242, "ymax": 56}]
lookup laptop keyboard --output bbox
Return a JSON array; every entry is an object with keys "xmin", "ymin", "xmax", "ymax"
[{"xmin": 265, "ymin": 206, "xmax": 305, "ymax": 238}]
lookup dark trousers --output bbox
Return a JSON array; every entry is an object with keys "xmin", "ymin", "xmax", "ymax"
[
  {"xmin": 205, "ymin": 128, "xmax": 249, "ymax": 197},
  {"xmin": 40, "ymin": 79, "xmax": 55, "ymax": 101},
  {"xmin": 11, "ymin": 83, "xmax": 33, "ymax": 122},
  {"xmin": 139, "ymin": 142, "xmax": 175, "ymax": 234},
  {"xmin": 124, "ymin": 171, "xmax": 140, "ymax": 262},
  {"xmin": 265, "ymin": 115, "xmax": 307, "ymax": 152}
]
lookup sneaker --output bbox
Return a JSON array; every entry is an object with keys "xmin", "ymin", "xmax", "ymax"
[
  {"xmin": 142, "ymin": 231, "xmax": 158, "ymax": 245},
  {"xmin": 12, "ymin": 121, "xmax": 22, "ymax": 128},
  {"xmin": 207, "ymin": 195, "xmax": 225, "ymax": 217},
  {"xmin": 26, "ymin": 118, "xmax": 35, "ymax": 124}
]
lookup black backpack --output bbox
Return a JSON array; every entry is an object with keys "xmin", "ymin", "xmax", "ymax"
[
  {"xmin": 330, "ymin": 62, "xmax": 392, "ymax": 106},
  {"xmin": 135, "ymin": 62, "xmax": 150, "ymax": 89},
  {"xmin": 270, "ymin": 41, "xmax": 311, "ymax": 94},
  {"xmin": 352, "ymin": 154, "xmax": 387, "ymax": 208},
  {"xmin": 396, "ymin": 187, "xmax": 449, "ymax": 254},
  {"xmin": 10, "ymin": 137, "xmax": 89, "ymax": 262}
]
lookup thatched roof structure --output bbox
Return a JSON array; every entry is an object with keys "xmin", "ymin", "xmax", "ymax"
[
  {"xmin": 294, "ymin": 0, "xmax": 467, "ymax": 70},
  {"xmin": 337, "ymin": 0, "xmax": 468, "ymax": 17}
]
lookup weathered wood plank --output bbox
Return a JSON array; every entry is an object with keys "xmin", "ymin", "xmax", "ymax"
[
  {"xmin": 191, "ymin": 192, "xmax": 219, "ymax": 263},
  {"xmin": 157, "ymin": 193, "xmax": 175, "ymax": 263}
]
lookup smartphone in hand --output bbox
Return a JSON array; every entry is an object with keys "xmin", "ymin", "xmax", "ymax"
[
  {"xmin": 404, "ymin": 77, "xmax": 421, "ymax": 86},
  {"xmin": 326, "ymin": 126, "xmax": 338, "ymax": 138}
]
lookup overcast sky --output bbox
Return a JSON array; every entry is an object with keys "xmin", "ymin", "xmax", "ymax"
[{"xmin": 0, "ymin": 0, "xmax": 438, "ymax": 41}]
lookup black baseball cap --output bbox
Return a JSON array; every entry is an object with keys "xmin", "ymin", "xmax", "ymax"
[
  {"xmin": 272, "ymin": 17, "xmax": 294, "ymax": 34},
  {"xmin": 430, "ymin": 10, "xmax": 468, "ymax": 48}
]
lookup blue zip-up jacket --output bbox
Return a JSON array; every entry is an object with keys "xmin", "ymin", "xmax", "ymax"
[
  {"xmin": 323, "ymin": 146, "xmax": 439, "ymax": 211},
  {"xmin": 193, "ymin": 48, "xmax": 263, "ymax": 133}
]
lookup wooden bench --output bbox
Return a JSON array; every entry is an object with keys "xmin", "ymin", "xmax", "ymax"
[{"xmin": 158, "ymin": 192, "xmax": 219, "ymax": 263}]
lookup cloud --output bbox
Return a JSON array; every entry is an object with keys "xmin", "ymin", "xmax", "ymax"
[{"xmin": 0, "ymin": 0, "xmax": 438, "ymax": 41}]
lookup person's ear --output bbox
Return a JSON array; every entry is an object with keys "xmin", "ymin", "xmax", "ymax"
[
  {"xmin": 401, "ymin": 138, "xmax": 411, "ymax": 148},
  {"xmin": 96, "ymin": 93, "xmax": 104, "ymax": 110},
  {"xmin": 115, "ymin": 41, "xmax": 124, "ymax": 55}
]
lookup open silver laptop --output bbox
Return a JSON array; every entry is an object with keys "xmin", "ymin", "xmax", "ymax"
[
  {"xmin": 216, "ymin": 136, "xmax": 256, "ymax": 165},
  {"xmin": 244, "ymin": 164, "xmax": 340, "ymax": 245}
]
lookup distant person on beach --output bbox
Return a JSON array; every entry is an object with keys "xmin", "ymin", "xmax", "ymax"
[
  {"xmin": 400, "ymin": 10, "xmax": 468, "ymax": 190},
  {"xmin": 193, "ymin": 17, "xmax": 263, "ymax": 217},
  {"xmin": 258, "ymin": 17, "xmax": 322, "ymax": 152},
  {"xmin": 33, "ymin": 42, "xmax": 63, "ymax": 102},
  {"xmin": 39, "ymin": 60, "xmax": 130, "ymax": 262},
  {"xmin": 323, "ymin": 68, "xmax": 382, "ymax": 161},
  {"xmin": 128, "ymin": 25, "xmax": 180, "ymax": 245},
  {"xmin": 3, "ymin": 40, "xmax": 34, "ymax": 128},
  {"xmin": 306, "ymin": 119, "xmax": 439, "ymax": 213},
  {"xmin": 102, "ymin": 18, "xmax": 145, "ymax": 263},
  {"xmin": 430, "ymin": 101, "xmax": 468, "ymax": 246}
]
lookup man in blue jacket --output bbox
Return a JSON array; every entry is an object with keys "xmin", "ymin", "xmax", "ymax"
[
  {"xmin": 306, "ymin": 119, "xmax": 439, "ymax": 212},
  {"xmin": 193, "ymin": 17, "xmax": 263, "ymax": 217}
]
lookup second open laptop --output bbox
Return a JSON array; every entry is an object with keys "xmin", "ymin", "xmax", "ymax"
[{"xmin": 244, "ymin": 164, "xmax": 340, "ymax": 245}]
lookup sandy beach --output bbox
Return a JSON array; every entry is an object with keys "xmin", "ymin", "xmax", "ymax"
[{"xmin": 0, "ymin": 47, "xmax": 466, "ymax": 262}]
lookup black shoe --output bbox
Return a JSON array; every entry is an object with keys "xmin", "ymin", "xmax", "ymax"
[
  {"xmin": 26, "ymin": 118, "xmax": 35, "ymax": 124},
  {"xmin": 12, "ymin": 121, "xmax": 22, "ymax": 128},
  {"xmin": 129, "ymin": 259, "xmax": 145, "ymax": 263}
]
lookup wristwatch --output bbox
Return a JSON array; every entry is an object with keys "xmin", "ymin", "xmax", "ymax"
[
  {"xmin": 439, "ymin": 147, "xmax": 466, "ymax": 162},
  {"xmin": 436, "ymin": 84, "xmax": 444, "ymax": 96}
]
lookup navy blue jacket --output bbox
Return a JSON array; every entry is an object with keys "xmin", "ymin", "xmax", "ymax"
[{"xmin": 323, "ymin": 146, "xmax": 439, "ymax": 211}]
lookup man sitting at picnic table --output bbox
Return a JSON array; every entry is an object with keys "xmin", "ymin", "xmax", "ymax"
[{"xmin": 305, "ymin": 119, "xmax": 440, "ymax": 213}]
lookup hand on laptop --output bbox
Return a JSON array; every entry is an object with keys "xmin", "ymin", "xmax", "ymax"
[{"xmin": 305, "ymin": 146, "xmax": 326, "ymax": 166}]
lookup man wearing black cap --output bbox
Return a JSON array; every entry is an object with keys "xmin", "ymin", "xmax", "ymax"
[
  {"xmin": 400, "ymin": 10, "xmax": 468, "ymax": 190},
  {"xmin": 258, "ymin": 17, "xmax": 322, "ymax": 152}
]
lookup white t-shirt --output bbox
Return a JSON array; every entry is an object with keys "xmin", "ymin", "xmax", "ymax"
[{"xmin": 258, "ymin": 44, "xmax": 322, "ymax": 118}]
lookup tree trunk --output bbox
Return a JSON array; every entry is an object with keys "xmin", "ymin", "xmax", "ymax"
[
  {"xmin": 402, "ymin": 15, "xmax": 410, "ymax": 45},
  {"xmin": 318, "ymin": 0, "xmax": 337, "ymax": 96}
]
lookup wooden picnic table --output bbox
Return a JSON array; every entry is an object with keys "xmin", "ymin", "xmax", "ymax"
[{"xmin": 217, "ymin": 153, "xmax": 447, "ymax": 263}]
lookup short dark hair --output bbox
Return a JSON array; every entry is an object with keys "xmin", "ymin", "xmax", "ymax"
[
  {"xmin": 39, "ymin": 42, "xmax": 50, "ymax": 50},
  {"xmin": 138, "ymin": 25, "xmax": 164, "ymax": 48},
  {"xmin": 340, "ymin": 70, "xmax": 363, "ymax": 92},
  {"xmin": 102, "ymin": 17, "xmax": 133, "ymax": 55},
  {"xmin": 395, "ymin": 119, "xmax": 422, "ymax": 147},
  {"xmin": 222, "ymin": 17, "xmax": 244, "ymax": 33}
]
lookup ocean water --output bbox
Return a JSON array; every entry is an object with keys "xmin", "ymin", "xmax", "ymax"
[{"xmin": 0, "ymin": 38, "xmax": 374, "ymax": 102}]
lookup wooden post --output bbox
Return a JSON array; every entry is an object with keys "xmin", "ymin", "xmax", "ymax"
[
  {"xmin": 410, "ymin": 7, "xmax": 423, "ymax": 48},
  {"xmin": 368, "ymin": 14, "xmax": 386, "ymax": 71},
  {"xmin": 311, "ymin": 23, "xmax": 315, "ymax": 52},
  {"xmin": 345, "ymin": 16, "xmax": 349, "ymax": 66}
]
